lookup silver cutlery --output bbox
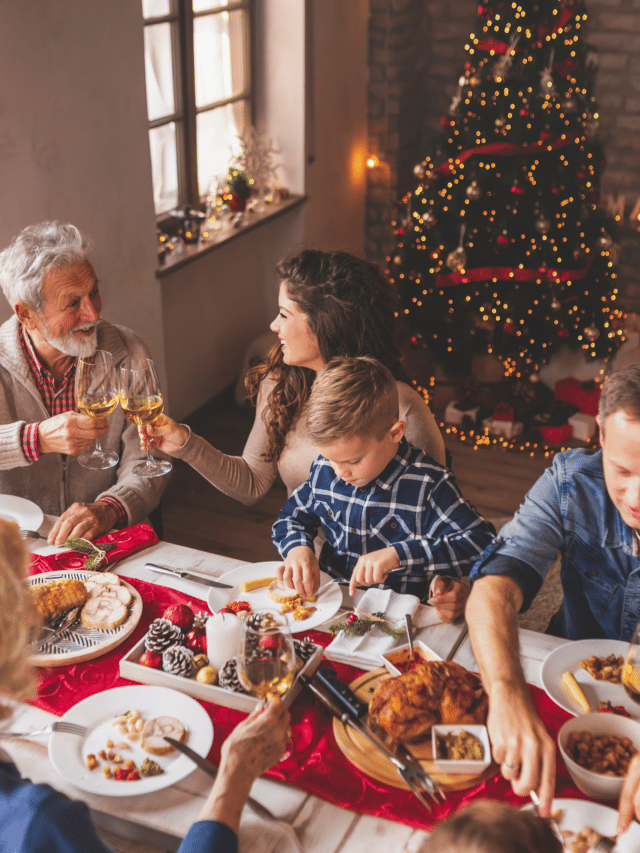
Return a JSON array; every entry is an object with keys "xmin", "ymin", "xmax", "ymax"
[
  {"xmin": 144, "ymin": 563, "xmax": 233, "ymax": 588},
  {"xmin": 529, "ymin": 790, "xmax": 567, "ymax": 850},
  {"xmin": 33, "ymin": 607, "xmax": 80, "ymax": 652},
  {"xmin": 0, "ymin": 721, "xmax": 87, "ymax": 738},
  {"xmin": 19, "ymin": 528, "xmax": 47, "ymax": 540},
  {"xmin": 303, "ymin": 671, "xmax": 445, "ymax": 809},
  {"xmin": 163, "ymin": 737, "xmax": 276, "ymax": 821},
  {"xmin": 445, "ymin": 623, "xmax": 469, "ymax": 661},
  {"xmin": 405, "ymin": 613, "xmax": 414, "ymax": 659}
]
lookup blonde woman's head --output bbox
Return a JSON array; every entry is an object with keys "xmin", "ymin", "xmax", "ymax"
[{"xmin": 0, "ymin": 521, "xmax": 39, "ymax": 719}]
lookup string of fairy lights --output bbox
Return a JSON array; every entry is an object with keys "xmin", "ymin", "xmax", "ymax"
[{"xmin": 388, "ymin": 0, "xmax": 626, "ymax": 417}]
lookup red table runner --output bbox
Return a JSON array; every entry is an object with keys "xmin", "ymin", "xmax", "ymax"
[{"xmin": 28, "ymin": 575, "xmax": 591, "ymax": 830}]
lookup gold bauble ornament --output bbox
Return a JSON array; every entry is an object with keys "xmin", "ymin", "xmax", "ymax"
[
  {"xmin": 597, "ymin": 232, "xmax": 613, "ymax": 250},
  {"xmin": 466, "ymin": 182, "xmax": 482, "ymax": 200},
  {"xmin": 583, "ymin": 324, "xmax": 600, "ymax": 342},
  {"xmin": 196, "ymin": 665, "xmax": 218, "ymax": 684},
  {"xmin": 469, "ymin": 75, "xmax": 481, "ymax": 87},
  {"xmin": 446, "ymin": 247, "xmax": 467, "ymax": 272},
  {"xmin": 535, "ymin": 216, "xmax": 551, "ymax": 235}
]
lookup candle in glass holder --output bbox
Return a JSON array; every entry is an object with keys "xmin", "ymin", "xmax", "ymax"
[{"xmin": 206, "ymin": 612, "xmax": 243, "ymax": 671}]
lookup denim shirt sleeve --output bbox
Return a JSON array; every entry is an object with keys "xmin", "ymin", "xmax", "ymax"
[{"xmin": 470, "ymin": 454, "xmax": 566, "ymax": 611}]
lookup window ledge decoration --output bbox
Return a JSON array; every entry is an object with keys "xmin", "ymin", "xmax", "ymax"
[{"xmin": 155, "ymin": 193, "xmax": 306, "ymax": 276}]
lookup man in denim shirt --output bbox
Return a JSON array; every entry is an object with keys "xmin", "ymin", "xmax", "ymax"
[{"xmin": 466, "ymin": 363, "xmax": 640, "ymax": 830}]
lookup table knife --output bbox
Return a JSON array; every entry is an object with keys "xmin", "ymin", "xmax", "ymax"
[
  {"xmin": 145, "ymin": 563, "xmax": 233, "ymax": 589},
  {"xmin": 163, "ymin": 737, "xmax": 275, "ymax": 821}
]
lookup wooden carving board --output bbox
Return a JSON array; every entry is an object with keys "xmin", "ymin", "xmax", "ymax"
[
  {"xmin": 29, "ymin": 571, "xmax": 143, "ymax": 668},
  {"xmin": 332, "ymin": 668, "xmax": 497, "ymax": 792}
]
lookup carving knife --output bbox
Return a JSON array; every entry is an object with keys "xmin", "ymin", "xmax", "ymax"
[
  {"xmin": 145, "ymin": 563, "xmax": 233, "ymax": 588},
  {"xmin": 163, "ymin": 737, "xmax": 275, "ymax": 821}
]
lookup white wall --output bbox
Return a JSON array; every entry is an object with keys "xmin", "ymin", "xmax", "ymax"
[
  {"xmin": 0, "ymin": 0, "xmax": 370, "ymax": 419},
  {"xmin": 0, "ymin": 2, "xmax": 165, "ymax": 383}
]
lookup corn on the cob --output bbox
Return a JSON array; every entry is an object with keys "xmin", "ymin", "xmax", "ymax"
[
  {"xmin": 561, "ymin": 670, "xmax": 591, "ymax": 712},
  {"xmin": 31, "ymin": 579, "xmax": 88, "ymax": 621},
  {"xmin": 239, "ymin": 576, "xmax": 276, "ymax": 592}
]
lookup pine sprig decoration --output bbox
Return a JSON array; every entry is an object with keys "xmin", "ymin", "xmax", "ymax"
[
  {"xmin": 63, "ymin": 537, "xmax": 117, "ymax": 570},
  {"xmin": 328, "ymin": 612, "xmax": 407, "ymax": 641}
]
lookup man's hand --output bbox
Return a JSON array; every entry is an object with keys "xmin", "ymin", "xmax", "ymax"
[
  {"xmin": 277, "ymin": 546, "xmax": 320, "ymax": 598},
  {"xmin": 428, "ymin": 576, "xmax": 469, "ymax": 623},
  {"xmin": 618, "ymin": 752, "xmax": 640, "ymax": 835},
  {"xmin": 38, "ymin": 411, "xmax": 108, "ymax": 456},
  {"xmin": 48, "ymin": 501, "xmax": 118, "ymax": 546},
  {"xmin": 349, "ymin": 546, "xmax": 399, "ymax": 596},
  {"xmin": 486, "ymin": 680, "xmax": 556, "ymax": 814},
  {"xmin": 140, "ymin": 415, "xmax": 189, "ymax": 455}
]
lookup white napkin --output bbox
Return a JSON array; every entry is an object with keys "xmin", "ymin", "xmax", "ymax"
[{"xmin": 323, "ymin": 587, "xmax": 420, "ymax": 669}]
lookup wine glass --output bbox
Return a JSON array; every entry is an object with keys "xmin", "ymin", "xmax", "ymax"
[
  {"xmin": 237, "ymin": 614, "xmax": 296, "ymax": 701},
  {"xmin": 622, "ymin": 624, "xmax": 640, "ymax": 703},
  {"xmin": 119, "ymin": 357, "xmax": 172, "ymax": 478},
  {"xmin": 75, "ymin": 350, "xmax": 119, "ymax": 470}
]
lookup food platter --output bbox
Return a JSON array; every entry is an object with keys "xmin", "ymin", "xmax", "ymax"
[
  {"xmin": 332, "ymin": 668, "xmax": 497, "ymax": 792},
  {"xmin": 522, "ymin": 798, "xmax": 640, "ymax": 851},
  {"xmin": 540, "ymin": 639, "xmax": 638, "ymax": 719},
  {"xmin": 49, "ymin": 685, "xmax": 214, "ymax": 796},
  {"xmin": 0, "ymin": 495, "xmax": 44, "ymax": 532},
  {"xmin": 29, "ymin": 570, "xmax": 143, "ymax": 667},
  {"xmin": 207, "ymin": 561, "xmax": 343, "ymax": 633}
]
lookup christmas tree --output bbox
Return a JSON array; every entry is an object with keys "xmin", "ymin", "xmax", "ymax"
[{"xmin": 390, "ymin": 0, "xmax": 626, "ymax": 389}]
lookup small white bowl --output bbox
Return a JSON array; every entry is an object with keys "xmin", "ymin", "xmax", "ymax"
[
  {"xmin": 380, "ymin": 640, "xmax": 441, "ymax": 676},
  {"xmin": 558, "ymin": 712, "xmax": 640, "ymax": 800},
  {"xmin": 431, "ymin": 724, "xmax": 491, "ymax": 774}
]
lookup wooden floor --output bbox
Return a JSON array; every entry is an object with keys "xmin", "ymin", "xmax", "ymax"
[{"xmin": 161, "ymin": 389, "xmax": 553, "ymax": 560}]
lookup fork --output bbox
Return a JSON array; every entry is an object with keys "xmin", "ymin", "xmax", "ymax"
[
  {"xmin": 0, "ymin": 721, "xmax": 87, "ymax": 738},
  {"xmin": 19, "ymin": 528, "xmax": 47, "ymax": 540}
]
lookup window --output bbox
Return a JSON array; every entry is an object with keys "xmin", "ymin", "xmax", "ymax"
[{"xmin": 142, "ymin": 0, "xmax": 253, "ymax": 215}]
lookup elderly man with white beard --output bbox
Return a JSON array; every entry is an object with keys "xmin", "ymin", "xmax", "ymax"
[{"xmin": 0, "ymin": 221, "xmax": 168, "ymax": 545}]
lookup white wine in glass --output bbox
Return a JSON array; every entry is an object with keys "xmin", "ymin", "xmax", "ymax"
[
  {"xmin": 75, "ymin": 350, "xmax": 119, "ymax": 470},
  {"xmin": 622, "ymin": 624, "xmax": 640, "ymax": 703},
  {"xmin": 119, "ymin": 357, "xmax": 172, "ymax": 478},
  {"xmin": 237, "ymin": 615, "xmax": 295, "ymax": 700}
]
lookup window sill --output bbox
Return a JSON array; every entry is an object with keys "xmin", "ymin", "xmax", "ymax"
[{"xmin": 155, "ymin": 194, "xmax": 306, "ymax": 278}]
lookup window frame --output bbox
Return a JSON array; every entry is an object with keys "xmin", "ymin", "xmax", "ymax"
[{"xmin": 143, "ymin": 0, "xmax": 255, "ymax": 216}]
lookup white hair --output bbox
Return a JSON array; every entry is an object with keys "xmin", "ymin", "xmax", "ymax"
[{"xmin": 0, "ymin": 221, "xmax": 91, "ymax": 311}]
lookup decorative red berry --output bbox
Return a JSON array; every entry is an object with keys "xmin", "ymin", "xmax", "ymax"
[
  {"xmin": 186, "ymin": 627, "xmax": 207, "ymax": 653},
  {"xmin": 139, "ymin": 650, "xmax": 163, "ymax": 669},
  {"xmin": 348, "ymin": 614, "xmax": 358, "ymax": 623},
  {"xmin": 162, "ymin": 604, "xmax": 194, "ymax": 631}
]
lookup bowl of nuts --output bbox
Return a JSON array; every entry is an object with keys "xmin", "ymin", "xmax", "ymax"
[{"xmin": 558, "ymin": 712, "xmax": 640, "ymax": 799}]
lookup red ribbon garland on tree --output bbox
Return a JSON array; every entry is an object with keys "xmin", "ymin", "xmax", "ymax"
[{"xmin": 434, "ymin": 255, "xmax": 594, "ymax": 289}]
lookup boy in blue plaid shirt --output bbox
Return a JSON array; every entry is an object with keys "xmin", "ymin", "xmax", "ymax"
[{"xmin": 272, "ymin": 357, "xmax": 495, "ymax": 621}]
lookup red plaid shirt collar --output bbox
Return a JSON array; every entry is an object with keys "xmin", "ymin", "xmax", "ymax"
[{"xmin": 19, "ymin": 325, "xmax": 77, "ymax": 416}]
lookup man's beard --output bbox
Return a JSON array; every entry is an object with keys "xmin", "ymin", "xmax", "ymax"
[{"xmin": 40, "ymin": 318, "xmax": 98, "ymax": 358}]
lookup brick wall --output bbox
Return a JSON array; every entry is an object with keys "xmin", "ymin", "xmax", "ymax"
[{"xmin": 366, "ymin": 0, "xmax": 640, "ymax": 311}]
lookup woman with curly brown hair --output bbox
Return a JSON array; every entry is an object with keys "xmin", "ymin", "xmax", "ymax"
[
  {"xmin": 143, "ymin": 250, "xmax": 469, "ymax": 614},
  {"xmin": 145, "ymin": 248, "xmax": 444, "ymax": 494}
]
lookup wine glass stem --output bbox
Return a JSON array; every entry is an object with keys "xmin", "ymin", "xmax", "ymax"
[
  {"xmin": 94, "ymin": 438, "xmax": 103, "ymax": 453},
  {"xmin": 146, "ymin": 449, "xmax": 155, "ymax": 467}
]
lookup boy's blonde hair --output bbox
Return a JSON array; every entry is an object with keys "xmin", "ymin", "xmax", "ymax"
[
  {"xmin": 307, "ymin": 356, "xmax": 399, "ymax": 445},
  {"xmin": 421, "ymin": 801, "xmax": 562, "ymax": 853},
  {"xmin": 0, "ymin": 521, "xmax": 40, "ymax": 719}
]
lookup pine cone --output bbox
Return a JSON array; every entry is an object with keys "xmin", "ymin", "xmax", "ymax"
[
  {"xmin": 192, "ymin": 611, "xmax": 209, "ymax": 630},
  {"xmin": 145, "ymin": 618, "xmax": 183, "ymax": 653},
  {"xmin": 218, "ymin": 658, "xmax": 246, "ymax": 693},
  {"xmin": 245, "ymin": 611, "xmax": 278, "ymax": 631},
  {"xmin": 162, "ymin": 644, "xmax": 194, "ymax": 677},
  {"xmin": 294, "ymin": 637, "xmax": 317, "ymax": 663}
]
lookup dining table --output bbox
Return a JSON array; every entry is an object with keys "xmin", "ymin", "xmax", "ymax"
[{"xmin": 2, "ymin": 516, "xmax": 575, "ymax": 853}]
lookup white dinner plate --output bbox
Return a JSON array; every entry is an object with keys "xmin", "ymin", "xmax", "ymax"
[
  {"xmin": 49, "ymin": 685, "xmax": 214, "ymax": 796},
  {"xmin": 523, "ymin": 798, "xmax": 640, "ymax": 851},
  {"xmin": 207, "ymin": 560, "xmax": 343, "ymax": 633},
  {"xmin": 540, "ymin": 639, "xmax": 638, "ymax": 719},
  {"xmin": 0, "ymin": 494, "xmax": 43, "ymax": 532}
]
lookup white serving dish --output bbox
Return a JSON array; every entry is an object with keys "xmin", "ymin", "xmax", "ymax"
[
  {"xmin": 558, "ymin": 712, "xmax": 640, "ymax": 800},
  {"xmin": 120, "ymin": 636, "xmax": 323, "ymax": 712},
  {"xmin": 431, "ymin": 724, "xmax": 491, "ymax": 774},
  {"xmin": 380, "ymin": 640, "xmax": 441, "ymax": 676}
]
